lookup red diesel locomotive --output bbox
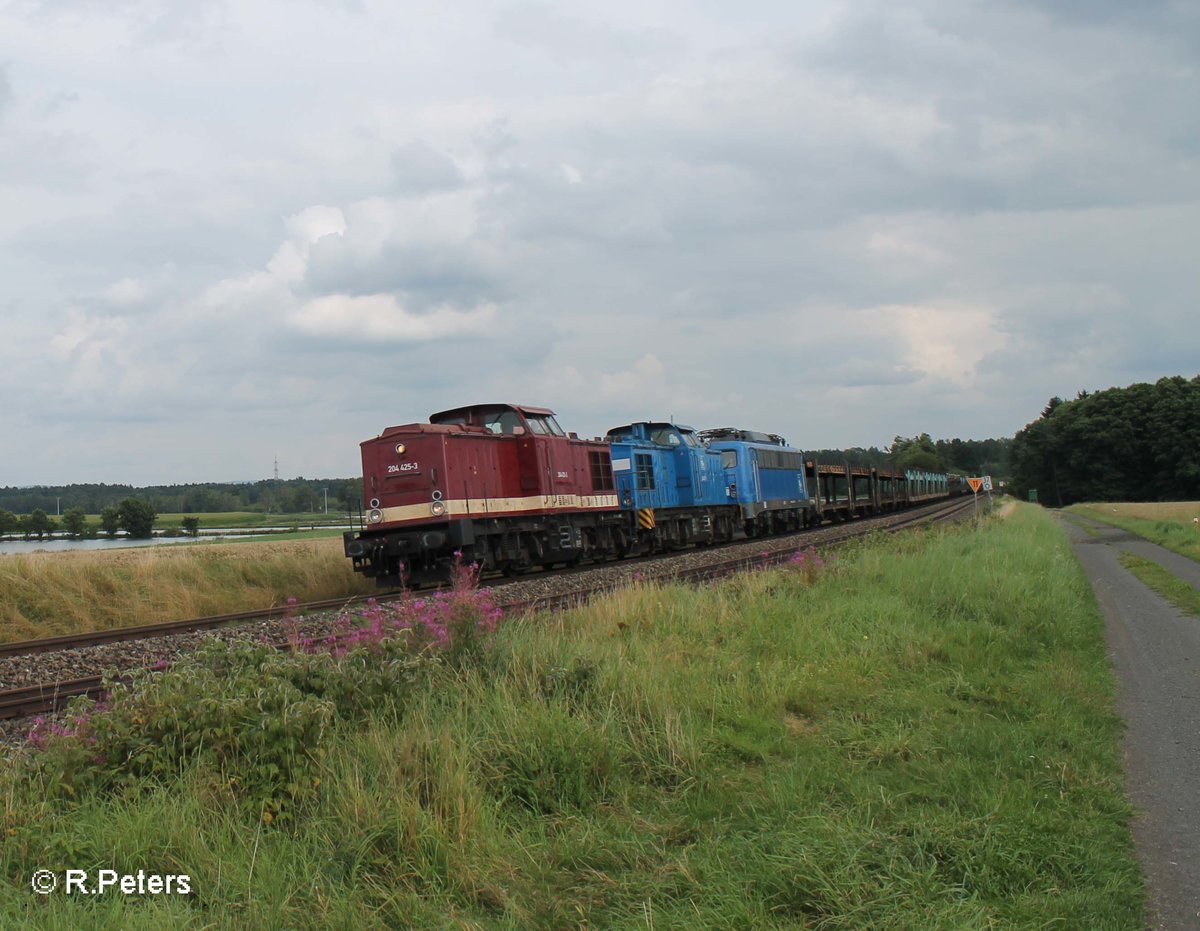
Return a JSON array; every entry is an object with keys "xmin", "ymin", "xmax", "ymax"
[{"xmin": 343, "ymin": 403, "xmax": 624, "ymax": 585}]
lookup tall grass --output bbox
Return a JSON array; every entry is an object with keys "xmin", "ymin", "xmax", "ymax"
[
  {"xmin": 0, "ymin": 505, "xmax": 1142, "ymax": 928},
  {"xmin": 1069, "ymin": 501, "xmax": 1200, "ymax": 563},
  {"xmin": 0, "ymin": 539, "xmax": 375, "ymax": 642}
]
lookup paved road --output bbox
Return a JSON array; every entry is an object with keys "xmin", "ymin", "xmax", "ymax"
[{"xmin": 1058, "ymin": 514, "xmax": 1200, "ymax": 930}]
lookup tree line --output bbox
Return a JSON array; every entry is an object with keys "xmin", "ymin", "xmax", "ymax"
[
  {"xmin": 0, "ymin": 498, "xmax": 159, "ymax": 541},
  {"xmin": 0, "ymin": 477, "xmax": 364, "ymax": 520},
  {"xmin": 1010, "ymin": 375, "xmax": 1199, "ymax": 506},
  {"xmin": 808, "ymin": 436, "xmax": 1012, "ymax": 480}
]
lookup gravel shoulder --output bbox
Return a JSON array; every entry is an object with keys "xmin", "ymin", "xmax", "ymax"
[{"xmin": 1057, "ymin": 514, "xmax": 1200, "ymax": 930}]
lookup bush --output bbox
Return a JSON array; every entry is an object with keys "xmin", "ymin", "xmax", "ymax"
[
  {"xmin": 22, "ymin": 566, "xmax": 504, "ymax": 821},
  {"xmin": 25, "ymin": 639, "xmax": 423, "ymax": 818},
  {"xmin": 117, "ymin": 497, "xmax": 157, "ymax": 539}
]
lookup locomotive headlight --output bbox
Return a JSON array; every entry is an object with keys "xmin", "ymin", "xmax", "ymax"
[
  {"xmin": 368, "ymin": 508, "xmax": 384, "ymax": 524},
  {"xmin": 394, "ymin": 443, "xmax": 406, "ymax": 455},
  {"xmin": 430, "ymin": 500, "xmax": 447, "ymax": 517}
]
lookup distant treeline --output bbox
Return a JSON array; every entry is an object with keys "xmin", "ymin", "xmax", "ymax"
[
  {"xmin": 808, "ymin": 436, "xmax": 1012, "ymax": 480},
  {"xmin": 1011, "ymin": 375, "xmax": 1200, "ymax": 506},
  {"xmin": 0, "ymin": 477, "xmax": 364, "ymax": 517}
]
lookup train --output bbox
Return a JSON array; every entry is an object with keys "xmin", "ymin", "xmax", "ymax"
[{"xmin": 343, "ymin": 402, "xmax": 957, "ymax": 587}]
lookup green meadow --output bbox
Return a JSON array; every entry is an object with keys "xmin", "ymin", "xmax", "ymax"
[
  {"xmin": 1068, "ymin": 501, "xmax": 1200, "ymax": 563},
  {"xmin": 1, "ymin": 504, "xmax": 1142, "ymax": 929}
]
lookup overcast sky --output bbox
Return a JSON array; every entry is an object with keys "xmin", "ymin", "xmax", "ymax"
[{"xmin": 1, "ymin": 0, "xmax": 1196, "ymax": 485}]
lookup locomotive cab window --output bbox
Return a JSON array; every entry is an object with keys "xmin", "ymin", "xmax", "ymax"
[
  {"xmin": 720, "ymin": 450, "xmax": 737, "ymax": 469},
  {"xmin": 635, "ymin": 453, "xmax": 656, "ymax": 490},
  {"xmin": 526, "ymin": 414, "xmax": 566, "ymax": 437},
  {"xmin": 482, "ymin": 410, "xmax": 523, "ymax": 434}
]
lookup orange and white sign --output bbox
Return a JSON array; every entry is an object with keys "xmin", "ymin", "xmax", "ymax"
[{"xmin": 967, "ymin": 477, "xmax": 985, "ymax": 494}]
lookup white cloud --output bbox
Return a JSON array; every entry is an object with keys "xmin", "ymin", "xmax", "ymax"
[
  {"xmin": 866, "ymin": 231, "xmax": 948, "ymax": 266},
  {"xmin": 103, "ymin": 276, "xmax": 147, "ymax": 306},
  {"xmin": 291, "ymin": 294, "xmax": 497, "ymax": 343},
  {"xmin": 885, "ymin": 303, "xmax": 1006, "ymax": 386}
]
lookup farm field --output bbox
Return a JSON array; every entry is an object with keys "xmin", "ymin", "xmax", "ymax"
[
  {"xmin": 1067, "ymin": 501, "xmax": 1200, "ymax": 563},
  {"xmin": 0, "ymin": 537, "xmax": 375, "ymax": 643},
  {"xmin": 152, "ymin": 511, "xmax": 351, "ymax": 531},
  {"xmin": 1, "ymin": 504, "xmax": 1143, "ymax": 928}
]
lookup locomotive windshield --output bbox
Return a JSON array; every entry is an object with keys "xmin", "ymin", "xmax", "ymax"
[
  {"xmin": 526, "ymin": 414, "xmax": 566, "ymax": 437},
  {"xmin": 482, "ymin": 410, "xmax": 523, "ymax": 434}
]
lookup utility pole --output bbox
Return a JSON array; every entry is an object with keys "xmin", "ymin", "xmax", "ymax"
[{"xmin": 323, "ymin": 487, "xmax": 328, "ymax": 514}]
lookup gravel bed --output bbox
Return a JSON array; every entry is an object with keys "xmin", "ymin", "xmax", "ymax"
[{"xmin": 0, "ymin": 500, "xmax": 965, "ymax": 750}]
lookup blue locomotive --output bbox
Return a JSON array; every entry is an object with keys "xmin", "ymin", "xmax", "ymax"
[
  {"xmin": 698, "ymin": 427, "xmax": 817, "ymax": 535},
  {"xmin": 605, "ymin": 421, "xmax": 740, "ymax": 550}
]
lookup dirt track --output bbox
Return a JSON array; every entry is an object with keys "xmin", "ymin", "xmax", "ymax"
[{"xmin": 1059, "ymin": 514, "xmax": 1200, "ymax": 930}]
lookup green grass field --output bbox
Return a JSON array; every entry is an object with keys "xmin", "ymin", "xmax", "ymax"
[
  {"xmin": 1068, "ymin": 501, "xmax": 1200, "ymax": 564},
  {"xmin": 152, "ymin": 511, "xmax": 351, "ymax": 531},
  {"xmin": 0, "ymin": 504, "xmax": 1143, "ymax": 928}
]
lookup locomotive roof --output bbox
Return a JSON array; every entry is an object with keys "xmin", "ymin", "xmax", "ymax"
[
  {"xmin": 698, "ymin": 427, "xmax": 789, "ymax": 446},
  {"xmin": 606, "ymin": 421, "xmax": 696, "ymax": 434},
  {"xmin": 429, "ymin": 402, "xmax": 556, "ymax": 420}
]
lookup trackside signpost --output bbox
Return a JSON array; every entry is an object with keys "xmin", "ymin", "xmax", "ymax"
[{"xmin": 967, "ymin": 476, "xmax": 984, "ymax": 520}]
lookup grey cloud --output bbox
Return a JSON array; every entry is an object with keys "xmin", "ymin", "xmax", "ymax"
[
  {"xmin": 0, "ymin": 127, "xmax": 95, "ymax": 193},
  {"xmin": 17, "ymin": 201, "xmax": 279, "ymax": 281},
  {"xmin": 390, "ymin": 141, "xmax": 463, "ymax": 194},
  {"xmin": 1009, "ymin": 0, "xmax": 1183, "ymax": 28},
  {"xmin": 800, "ymin": 0, "xmax": 1200, "ymax": 211},
  {"xmin": 493, "ymin": 3, "xmax": 683, "ymax": 64},
  {"xmin": 303, "ymin": 236, "xmax": 504, "ymax": 308},
  {"xmin": 0, "ymin": 63, "xmax": 11, "ymax": 117},
  {"xmin": 830, "ymin": 362, "xmax": 923, "ymax": 389}
]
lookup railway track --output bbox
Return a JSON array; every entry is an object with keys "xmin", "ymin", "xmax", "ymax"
[{"xmin": 0, "ymin": 496, "xmax": 976, "ymax": 724}]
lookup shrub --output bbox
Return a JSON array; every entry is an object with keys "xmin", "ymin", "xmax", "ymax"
[{"xmin": 23, "ymin": 561, "xmax": 503, "ymax": 821}]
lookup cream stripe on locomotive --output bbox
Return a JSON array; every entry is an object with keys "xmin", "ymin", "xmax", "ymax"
[{"xmin": 378, "ymin": 493, "xmax": 620, "ymax": 524}]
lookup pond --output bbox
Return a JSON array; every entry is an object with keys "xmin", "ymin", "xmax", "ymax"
[{"xmin": 0, "ymin": 531, "xmax": 288, "ymax": 556}]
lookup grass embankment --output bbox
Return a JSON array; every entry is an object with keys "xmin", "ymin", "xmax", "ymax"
[
  {"xmin": 1, "ymin": 506, "xmax": 1142, "ymax": 928},
  {"xmin": 1119, "ymin": 553, "xmax": 1200, "ymax": 618},
  {"xmin": 1069, "ymin": 501, "xmax": 1200, "ymax": 563},
  {"xmin": 0, "ymin": 539, "xmax": 376, "ymax": 643}
]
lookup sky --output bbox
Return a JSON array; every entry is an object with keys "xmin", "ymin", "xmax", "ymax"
[{"xmin": 1, "ymin": 0, "xmax": 1197, "ymax": 486}]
